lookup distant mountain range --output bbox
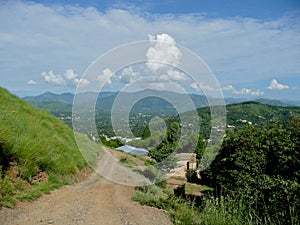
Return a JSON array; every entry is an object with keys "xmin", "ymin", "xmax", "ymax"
[
  {"xmin": 254, "ymin": 98, "xmax": 300, "ymax": 107},
  {"xmin": 24, "ymin": 91, "xmax": 74, "ymax": 104},
  {"xmin": 22, "ymin": 90, "xmax": 300, "ymax": 139},
  {"xmin": 23, "ymin": 90, "xmax": 300, "ymax": 114}
]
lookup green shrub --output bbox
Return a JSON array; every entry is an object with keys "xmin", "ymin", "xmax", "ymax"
[
  {"xmin": 119, "ymin": 156, "xmax": 138, "ymax": 167},
  {"xmin": 134, "ymin": 184, "xmax": 201, "ymax": 224},
  {"xmin": 202, "ymin": 118, "xmax": 300, "ymax": 224}
]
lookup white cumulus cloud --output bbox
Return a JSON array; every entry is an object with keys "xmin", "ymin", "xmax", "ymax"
[
  {"xmin": 65, "ymin": 69, "xmax": 90, "ymax": 87},
  {"xmin": 65, "ymin": 69, "xmax": 78, "ymax": 80},
  {"xmin": 118, "ymin": 66, "xmax": 140, "ymax": 84},
  {"xmin": 41, "ymin": 69, "xmax": 89, "ymax": 87},
  {"xmin": 97, "ymin": 68, "xmax": 114, "ymax": 86},
  {"xmin": 267, "ymin": 79, "xmax": 289, "ymax": 90},
  {"xmin": 73, "ymin": 78, "xmax": 90, "ymax": 87},
  {"xmin": 27, "ymin": 80, "xmax": 37, "ymax": 85},
  {"xmin": 224, "ymin": 85, "xmax": 264, "ymax": 96},
  {"xmin": 41, "ymin": 71, "xmax": 66, "ymax": 86},
  {"xmin": 146, "ymin": 33, "xmax": 182, "ymax": 72},
  {"xmin": 166, "ymin": 70, "xmax": 186, "ymax": 82}
]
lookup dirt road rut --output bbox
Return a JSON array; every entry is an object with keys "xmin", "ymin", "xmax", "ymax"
[{"xmin": 0, "ymin": 173, "xmax": 172, "ymax": 225}]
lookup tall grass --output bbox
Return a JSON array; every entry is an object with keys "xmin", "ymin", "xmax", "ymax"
[
  {"xmin": 0, "ymin": 87, "xmax": 101, "ymax": 207},
  {"xmin": 133, "ymin": 184, "xmax": 299, "ymax": 225},
  {"xmin": 133, "ymin": 185, "xmax": 202, "ymax": 224}
]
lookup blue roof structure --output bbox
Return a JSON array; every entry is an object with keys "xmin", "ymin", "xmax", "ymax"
[{"xmin": 116, "ymin": 145, "xmax": 149, "ymax": 156}]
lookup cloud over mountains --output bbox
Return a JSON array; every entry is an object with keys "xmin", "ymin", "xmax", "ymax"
[
  {"xmin": 41, "ymin": 69, "xmax": 89, "ymax": 87},
  {"xmin": 1, "ymin": 1, "xmax": 299, "ymax": 99},
  {"xmin": 267, "ymin": 79, "xmax": 289, "ymax": 91}
]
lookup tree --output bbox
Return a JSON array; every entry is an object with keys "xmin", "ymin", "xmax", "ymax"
[
  {"xmin": 166, "ymin": 122, "xmax": 180, "ymax": 144},
  {"xmin": 99, "ymin": 136, "xmax": 124, "ymax": 148},
  {"xmin": 195, "ymin": 135, "xmax": 206, "ymax": 161},
  {"xmin": 142, "ymin": 124, "xmax": 151, "ymax": 140},
  {"xmin": 202, "ymin": 117, "xmax": 300, "ymax": 224},
  {"xmin": 149, "ymin": 122, "xmax": 180, "ymax": 162},
  {"xmin": 287, "ymin": 113, "xmax": 300, "ymax": 183}
]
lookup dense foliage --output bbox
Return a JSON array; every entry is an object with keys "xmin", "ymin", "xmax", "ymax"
[
  {"xmin": 99, "ymin": 136, "xmax": 124, "ymax": 148},
  {"xmin": 134, "ymin": 115, "xmax": 299, "ymax": 225},
  {"xmin": 149, "ymin": 122, "xmax": 180, "ymax": 162},
  {"xmin": 202, "ymin": 114, "xmax": 300, "ymax": 224}
]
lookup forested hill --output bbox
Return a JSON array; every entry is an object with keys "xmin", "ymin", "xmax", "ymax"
[
  {"xmin": 0, "ymin": 87, "xmax": 99, "ymax": 208},
  {"xmin": 225, "ymin": 101, "xmax": 300, "ymax": 127},
  {"xmin": 166, "ymin": 101, "xmax": 300, "ymax": 139},
  {"xmin": 23, "ymin": 90, "xmax": 300, "ymax": 118}
]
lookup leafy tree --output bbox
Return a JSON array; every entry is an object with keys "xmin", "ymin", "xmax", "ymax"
[
  {"xmin": 150, "ymin": 141, "xmax": 174, "ymax": 163},
  {"xmin": 149, "ymin": 122, "xmax": 180, "ymax": 162},
  {"xmin": 202, "ymin": 117, "xmax": 300, "ymax": 224},
  {"xmin": 166, "ymin": 122, "xmax": 180, "ymax": 144},
  {"xmin": 99, "ymin": 136, "xmax": 124, "ymax": 148},
  {"xmin": 287, "ymin": 113, "xmax": 300, "ymax": 182},
  {"xmin": 195, "ymin": 135, "xmax": 206, "ymax": 161},
  {"xmin": 142, "ymin": 124, "xmax": 151, "ymax": 140}
]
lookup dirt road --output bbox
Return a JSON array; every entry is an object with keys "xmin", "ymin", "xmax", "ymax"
[{"xmin": 0, "ymin": 172, "xmax": 172, "ymax": 225}]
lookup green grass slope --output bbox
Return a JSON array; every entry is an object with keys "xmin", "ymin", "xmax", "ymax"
[{"xmin": 0, "ymin": 87, "xmax": 99, "ymax": 207}]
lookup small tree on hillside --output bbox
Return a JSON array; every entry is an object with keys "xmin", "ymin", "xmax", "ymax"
[{"xmin": 149, "ymin": 122, "xmax": 180, "ymax": 162}]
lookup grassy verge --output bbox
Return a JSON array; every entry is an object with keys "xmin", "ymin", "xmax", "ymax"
[
  {"xmin": 133, "ymin": 184, "xmax": 202, "ymax": 225},
  {"xmin": 0, "ymin": 133, "xmax": 100, "ymax": 208},
  {"xmin": 0, "ymin": 87, "xmax": 101, "ymax": 208},
  {"xmin": 133, "ymin": 184, "xmax": 299, "ymax": 225},
  {"xmin": 119, "ymin": 156, "xmax": 138, "ymax": 168}
]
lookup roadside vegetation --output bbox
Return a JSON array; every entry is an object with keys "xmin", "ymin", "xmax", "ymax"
[
  {"xmin": 0, "ymin": 87, "xmax": 101, "ymax": 208},
  {"xmin": 99, "ymin": 135, "xmax": 124, "ymax": 148},
  {"xmin": 134, "ymin": 114, "xmax": 300, "ymax": 225}
]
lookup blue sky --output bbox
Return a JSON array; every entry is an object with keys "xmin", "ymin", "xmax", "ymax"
[
  {"xmin": 0, "ymin": 0, "xmax": 299, "ymax": 100},
  {"xmin": 35, "ymin": 0, "xmax": 300, "ymax": 18}
]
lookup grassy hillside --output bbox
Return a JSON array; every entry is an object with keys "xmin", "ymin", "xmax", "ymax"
[{"xmin": 0, "ymin": 87, "xmax": 100, "ymax": 207}]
